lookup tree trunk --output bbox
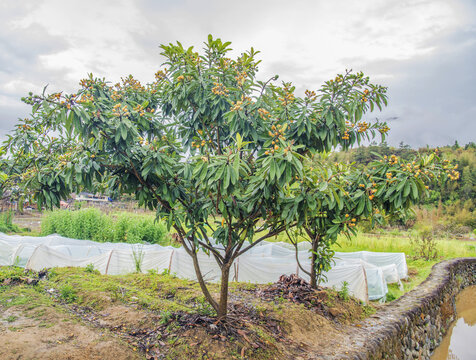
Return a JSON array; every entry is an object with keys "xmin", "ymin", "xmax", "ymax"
[
  {"xmin": 190, "ymin": 250, "xmax": 219, "ymax": 312},
  {"xmin": 217, "ymin": 264, "xmax": 231, "ymax": 319},
  {"xmin": 309, "ymin": 235, "xmax": 319, "ymax": 289}
]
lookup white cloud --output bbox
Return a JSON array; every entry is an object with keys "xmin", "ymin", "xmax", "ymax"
[{"xmin": 0, "ymin": 0, "xmax": 475, "ymax": 146}]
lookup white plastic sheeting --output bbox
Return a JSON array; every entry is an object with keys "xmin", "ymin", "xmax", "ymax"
[
  {"xmin": 0, "ymin": 233, "xmax": 408, "ymax": 302},
  {"xmin": 334, "ymin": 251, "xmax": 408, "ymax": 279}
]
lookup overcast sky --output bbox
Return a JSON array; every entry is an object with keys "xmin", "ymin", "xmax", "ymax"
[{"xmin": 1, "ymin": 0, "xmax": 475, "ymax": 147}]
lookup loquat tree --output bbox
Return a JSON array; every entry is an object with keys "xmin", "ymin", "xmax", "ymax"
[
  {"xmin": 4, "ymin": 36, "xmax": 394, "ymax": 318},
  {"xmin": 288, "ymin": 152, "xmax": 453, "ymax": 289}
]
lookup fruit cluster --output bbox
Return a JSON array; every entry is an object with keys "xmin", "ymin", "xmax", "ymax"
[
  {"xmin": 361, "ymin": 89, "xmax": 370, "ymax": 102},
  {"xmin": 230, "ymin": 100, "xmax": 243, "ymax": 112},
  {"xmin": 265, "ymin": 124, "xmax": 288, "ymax": 155},
  {"xmin": 112, "ymin": 103, "xmax": 130, "ymax": 117},
  {"xmin": 211, "ymin": 82, "xmax": 229, "ymax": 96},
  {"xmin": 154, "ymin": 70, "xmax": 167, "ymax": 82},
  {"xmin": 78, "ymin": 93, "xmax": 94, "ymax": 104},
  {"xmin": 304, "ymin": 89, "xmax": 317, "ymax": 101},
  {"xmin": 138, "ymin": 136, "xmax": 149, "ymax": 146},
  {"xmin": 357, "ymin": 121, "xmax": 370, "ymax": 133},
  {"xmin": 279, "ymin": 85, "xmax": 295, "ymax": 106},
  {"xmin": 133, "ymin": 105, "xmax": 145, "ymax": 117},
  {"xmin": 379, "ymin": 125, "xmax": 390, "ymax": 134},
  {"xmin": 120, "ymin": 75, "xmax": 145, "ymax": 92},
  {"xmin": 234, "ymin": 71, "xmax": 247, "ymax": 86},
  {"xmin": 258, "ymin": 108, "xmax": 270, "ymax": 119},
  {"xmin": 385, "ymin": 154, "xmax": 399, "ymax": 165},
  {"xmin": 344, "ymin": 214, "xmax": 357, "ymax": 227}
]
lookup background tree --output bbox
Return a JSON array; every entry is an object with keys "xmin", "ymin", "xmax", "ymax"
[{"xmin": 288, "ymin": 151, "xmax": 451, "ymax": 289}]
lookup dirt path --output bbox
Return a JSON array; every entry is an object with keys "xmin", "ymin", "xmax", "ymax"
[{"xmin": 0, "ymin": 302, "xmax": 142, "ymax": 360}]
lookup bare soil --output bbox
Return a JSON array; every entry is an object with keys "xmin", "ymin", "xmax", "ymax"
[
  {"xmin": 0, "ymin": 305, "xmax": 142, "ymax": 360},
  {"xmin": 0, "ymin": 270, "xmax": 372, "ymax": 359}
]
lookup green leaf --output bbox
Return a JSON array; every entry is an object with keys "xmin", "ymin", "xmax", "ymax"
[
  {"xmin": 223, "ymin": 166, "xmax": 230, "ymax": 190},
  {"xmin": 319, "ymin": 182, "xmax": 328, "ymax": 192},
  {"xmin": 411, "ymin": 180, "xmax": 418, "ymax": 199},
  {"xmin": 356, "ymin": 198, "xmax": 365, "ymax": 215},
  {"xmin": 270, "ymin": 160, "xmax": 276, "ymax": 181},
  {"xmin": 233, "ymin": 154, "xmax": 240, "ymax": 175},
  {"xmin": 121, "ymin": 125, "xmax": 127, "ymax": 141}
]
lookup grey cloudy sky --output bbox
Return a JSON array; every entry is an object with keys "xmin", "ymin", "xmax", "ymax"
[{"xmin": 1, "ymin": 0, "xmax": 475, "ymax": 147}]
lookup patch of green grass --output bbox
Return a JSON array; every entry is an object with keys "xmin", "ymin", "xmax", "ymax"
[
  {"xmin": 362, "ymin": 304, "xmax": 376, "ymax": 316},
  {"xmin": 332, "ymin": 232, "xmax": 476, "ymax": 259},
  {"xmin": 0, "ymin": 283, "xmax": 53, "ymax": 310},
  {"xmin": 44, "ymin": 267, "xmax": 215, "ymax": 313},
  {"xmin": 38, "ymin": 321, "xmax": 55, "ymax": 328},
  {"xmin": 0, "ymin": 211, "xmax": 22, "ymax": 233},
  {"xmin": 4, "ymin": 315, "xmax": 18, "ymax": 323},
  {"xmin": 8, "ymin": 326, "xmax": 22, "ymax": 332},
  {"xmin": 0, "ymin": 266, "xmax": 33, "ymax": 283}
]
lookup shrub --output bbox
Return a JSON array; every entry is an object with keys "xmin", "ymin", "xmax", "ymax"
[
  {"xmin": 410, "ymin": 223, "xmax": 438, "ymax": 260},
  {"xmin": 41, "ymin": 208, "xmax": 169, "ymax": 244},
  {"xmin": 0, "ymin": 211, "xmax": 21, "ymax": 233}
]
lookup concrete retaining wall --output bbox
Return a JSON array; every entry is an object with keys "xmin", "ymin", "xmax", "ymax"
[{"xmin": 331, "ymin": 258, "xmax": 476, "ymax": 360}]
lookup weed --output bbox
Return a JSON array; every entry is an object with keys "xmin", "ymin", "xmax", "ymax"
[
  {"xmin": 59, "ymin": 284, "xmax": 77, "ymax": 303},
  {"xmin": 159, "ymin": 310, "xmax": 173, "ymax": 325},
  {"xmin": 195, "ymin": 296, "xmax": 216, "ymax": 316},
  {"xmin": 131, "ymin": 244, "xmax": 145, "ymax": 273},
  {"xmin": 47, "ymin": 268, "xmax": 58, "ymax": 279},
  {"xmin": 110, "ymin": 285, "xmax": 128, "ymax": 302},
  {"xmin": 338, "ymin": 281, "xmax": 350, "ymax": 301},
  {"xmin": 362, "ymin": 305, "xmax": 376, "ymax": 316},
  {"xmin": 325, "ymin": 290, "xmax": 336, "ymax": 307},
  {"xmin": 13, "ymin": 256, "xmax": 21, "ymax": 267},
  {"xmin": 85, "ymin": 263, "xmax": 96, "ymax": 273},
  {"xmin": 385, "ymin": 290, "xmax": 397, "ymax": 302},
  {"xmin": 38, "ymin": 321, "xmax": 55, "ymax": 328},
  {"xmin": 255, "ymin": 304, "xmax": 268, "ymax": 314}
]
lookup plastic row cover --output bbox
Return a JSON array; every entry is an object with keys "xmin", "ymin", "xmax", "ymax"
[{"xmin": 0, "ymin": 233, "xmax": 409, "ymax": 302}]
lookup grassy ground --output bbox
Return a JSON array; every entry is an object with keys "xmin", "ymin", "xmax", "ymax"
[
  {"xmin": 0, "ymin": 266, "xmax": 373, "ymax": 360},
  {"xmin": 333, "ymin": 232, "xmax": 476, "ymax": 300}
]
